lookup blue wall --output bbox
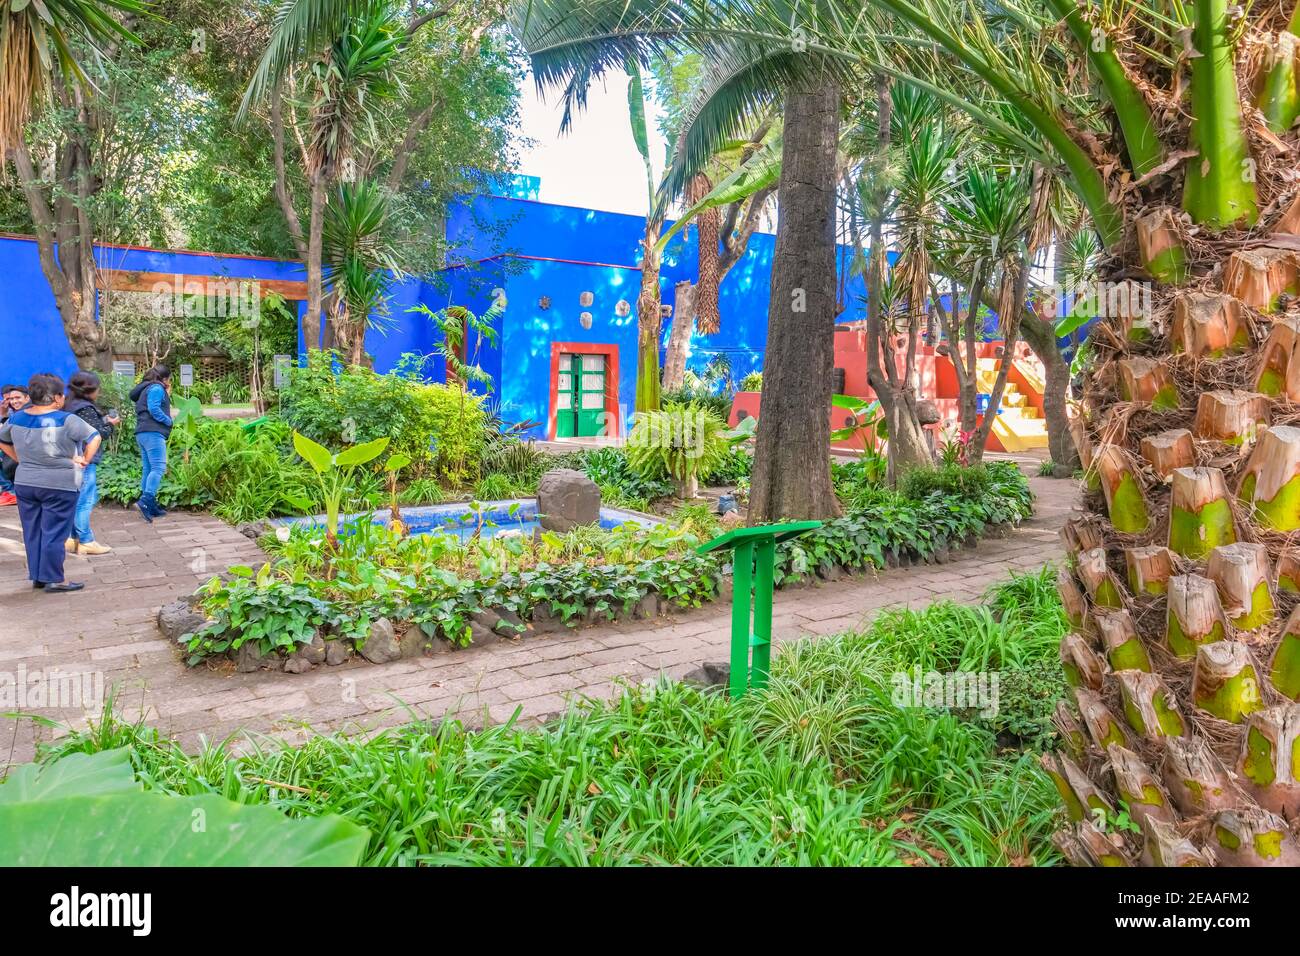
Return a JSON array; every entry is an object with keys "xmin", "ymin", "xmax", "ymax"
[
  {"xmin": 4, "ymin": 190, "xmax": 871, "ymax": 438},
  {"xmin": 443, "ymin": 194, "xmax": 872, "ymax": 415},
  {"xmin": 0, "ymin": 234, "xmax": 308, "ymax": 389}
]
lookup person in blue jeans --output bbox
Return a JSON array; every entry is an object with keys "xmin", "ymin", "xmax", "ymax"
[
  {"xmin": 64, "ymin": 371, "xmax": 118, "ymax": 554},
  {"xmin": 0, "ymin": 373, "xmax": 101, "ymax": 592},
  {"xmin": 128, "ymin": 365, "xmax": 173, "ymax": 522}
]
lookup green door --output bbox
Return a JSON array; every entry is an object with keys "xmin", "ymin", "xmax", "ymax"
[{"xmin": 555, "ymin": 352, "xmax": 607, "ymax": 438}]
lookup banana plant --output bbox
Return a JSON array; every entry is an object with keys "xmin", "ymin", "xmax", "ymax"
[{"xmin": 292, "ymin": 431, "xmax": 391, "ymax": 548}]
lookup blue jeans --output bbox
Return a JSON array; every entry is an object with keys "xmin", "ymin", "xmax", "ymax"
[
  {"xmin": 137, "ymin": 432, "xmax": 168, "ymax": 496},
  {"xmin": 74, "ymin": 462, "xmax": 98, "ymax": 543}
]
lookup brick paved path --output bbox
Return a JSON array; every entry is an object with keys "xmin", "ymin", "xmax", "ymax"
[{"xmin": 0, "ymin": 467, "xmax": 1078, "ymax": 767}]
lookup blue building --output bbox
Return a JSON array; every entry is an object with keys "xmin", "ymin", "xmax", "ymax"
[{"xmin": 2, "ymin": 185, "xmax": 870, "ymax": 439}]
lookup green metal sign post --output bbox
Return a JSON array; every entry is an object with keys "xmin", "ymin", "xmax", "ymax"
[{"xmin": 697, "ymin": 520, "xmax": 822, "ymax": 698}]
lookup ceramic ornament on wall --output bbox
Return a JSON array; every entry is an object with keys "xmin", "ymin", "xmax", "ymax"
[
  {"xmin": 580, "ymin": 290, "xmax": 594, "ymax": 307},
  {"xmin": 580, "ymin": 311, "xmax": 593, "ymax": 329},
  {"xmin": 615, "ymin": 299, "xmax": 631, "ymax": 317},
  {"xmin": 539, "ymin": 296, "xmax": 551, "ymax": 310}
]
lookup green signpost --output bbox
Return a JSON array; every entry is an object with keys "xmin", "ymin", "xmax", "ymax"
[{"xmin": 697, "ymin": 520, "xmax": 822, "ymax": 698}]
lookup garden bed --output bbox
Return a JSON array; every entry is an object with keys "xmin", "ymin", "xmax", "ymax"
[{"xmin": 158, "ymin": 460, "xmax": 1035, "ymax": 675}]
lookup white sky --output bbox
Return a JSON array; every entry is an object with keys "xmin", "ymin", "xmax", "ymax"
[{"xmin": 515, "ymin": 71, "xmax": 671, "ymax": 217}]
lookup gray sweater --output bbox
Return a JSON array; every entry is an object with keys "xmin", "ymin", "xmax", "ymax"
[{"xmin": 0, "ymin": 409, "xmax": 98, "ymax": 491}]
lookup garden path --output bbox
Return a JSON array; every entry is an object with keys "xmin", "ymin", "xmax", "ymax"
[{"xmin": 0, "ymin": 467, "xmax": 1077, "ymax": 766}]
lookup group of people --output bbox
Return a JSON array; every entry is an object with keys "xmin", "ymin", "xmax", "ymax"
[{"xmin": 0, "ymin": 365, "xmax": 175, "ymax": 593}]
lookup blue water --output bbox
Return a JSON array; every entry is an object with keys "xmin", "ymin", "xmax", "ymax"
[{"xmin": 278, "ymin": 498, "xmax": 658, "ymax": 543}]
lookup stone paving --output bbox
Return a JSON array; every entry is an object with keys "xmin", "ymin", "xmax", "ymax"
[{"xmin": 0, "ymin": 464, "xmax": 1078, "ymax": 767}]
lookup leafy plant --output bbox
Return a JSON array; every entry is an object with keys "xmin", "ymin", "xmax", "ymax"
[
  {"xmin": 626, "ymin": 402, "xmax": 729, "ymax": 498},
  {"xmin": 36, "ymin": 567, "xmax": 1066, "ymax": 867},
  {"xmin": 280, "ymin": 350, "xmax": 487, "ymax": 482},
  {"xmin": 0, "ymin": 748, "xmax": 368, "ymax": 866},
  {"xmin": 739, "ymin": 371, "xmax": 763, "ymax": 391},
  {"xmin": 293, "ymin": 431, "xmax": 391, "ymax": 546}
]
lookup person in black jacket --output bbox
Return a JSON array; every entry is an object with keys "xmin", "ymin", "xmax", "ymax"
[
  {"xmin": 128, "ymin": 366, "xmax": 173, "ymax": 522},
  {"xmin": 64, "ymin": 371, "xmax": 118, "ymax": 554}
]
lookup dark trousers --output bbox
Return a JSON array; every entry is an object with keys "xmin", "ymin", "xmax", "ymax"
[{"xmin": 14, "ymin": 484, "xmax": 78, "ymax": 584}]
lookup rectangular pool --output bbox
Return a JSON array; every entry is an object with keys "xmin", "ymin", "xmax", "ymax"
[{"xmin": 276, "ymin": 498, "xmax": 660, "ymax": 543}]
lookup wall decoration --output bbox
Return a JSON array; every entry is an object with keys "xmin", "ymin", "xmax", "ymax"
[
  {"xmin": 580, "ymin": 311, "xmax": 593, "ymax": 329},
  {"xmin": 615, "ymin": 299, "xmax": 631, "ymax": 317},
  {"xmin": 538, "ymin": 296, "xmax": 551, "ymax": 310},
  {"xmin": 492, "ymin": 288, "xmax": 507, "ymax": 308},
  {"xmin": 579, "ymin": 290, "xmax": 594, "ymax": 307}
]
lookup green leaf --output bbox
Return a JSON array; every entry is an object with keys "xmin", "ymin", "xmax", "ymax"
[
  {"xmin": 656, "ymin": 135, "xmax": 781, "ymax": 253},
  {"xmin": 0, "ymin": 748, "xmax": 137, "ymax": 804},
  {"xmin": 384, "ymin": 453, "xmax": 412, "ymax": 472},
  {"xmin": 335, "ymin": 436, "xmax": 391, "ymax": 467},
  {"xmin": 0, "ymin": 791, "xmax": 368, "ymax": 866},
  {"xmin": 293, "ymin": 431, "xmax": 333, "ymax": 473},
  {"xmin": 625, "ymin": 60, "xmax": 651, "ymax": 168}
]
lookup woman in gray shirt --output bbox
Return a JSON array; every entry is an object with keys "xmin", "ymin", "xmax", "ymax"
[{"xmin": 0, "ymin": 373, "xmax": 102, "ymax": 593}]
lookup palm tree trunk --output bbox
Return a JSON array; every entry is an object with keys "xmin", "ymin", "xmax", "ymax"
[
  {"xmin": 635, "ymin": 223, "xmax": 664, "ymax": 412},
  {"xmin": 748, "ymin": 79, "xmax": 842, "ymax": 523}
]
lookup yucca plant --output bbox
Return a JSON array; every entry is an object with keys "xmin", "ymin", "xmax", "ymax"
[
  {"xmin": 322, "ymin": 178, "xmax": 403, "ymax": 365},
  {"xmin": 626, "ymin": 401, "xmax": 729, "ymax": 499}
]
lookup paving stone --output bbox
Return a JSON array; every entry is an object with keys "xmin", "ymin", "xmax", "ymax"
[{"xmin": 0, "ymin": 465, "xmax": 1075, "ymax": 768}]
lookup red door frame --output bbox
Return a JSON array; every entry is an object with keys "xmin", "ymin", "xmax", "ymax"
[{"xmin": 547, "ymin": 342, "xmax": 621, "ymax": 440}]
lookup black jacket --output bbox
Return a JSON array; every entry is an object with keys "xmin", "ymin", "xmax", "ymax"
[
  {"xmin": 65, "ymin": 397, "xmax": 112, "ymax": 464},
  {"xmin": 129, "ymin": 381, "xmax": 173, "ymax": 439}
]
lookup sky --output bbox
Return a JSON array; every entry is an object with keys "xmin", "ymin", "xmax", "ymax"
[{"xmin": 514, "ymin": 71, "xmax": 671, "ymax": 217}]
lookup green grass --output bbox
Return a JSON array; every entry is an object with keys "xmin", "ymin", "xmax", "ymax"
[{"xmin": 26, "ymin": 569, "xmax": 1068, "ymax": 867}]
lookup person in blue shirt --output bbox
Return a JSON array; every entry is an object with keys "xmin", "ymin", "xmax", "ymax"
[{"xmin": 128, "ymin": 365, "xmax": 173, "ymax": 522}]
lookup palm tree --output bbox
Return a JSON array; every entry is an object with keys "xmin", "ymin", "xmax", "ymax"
[
  {"xmin": 0, "ymin": 0, "xmax": 143, "ymax": 150},
  {"xmin": 514, "ymin": 1, "xmax": 851, "ymax": 520},
  {"xmin": 243, "ymin": 1, "xmax": 403, "ymax": 351}
]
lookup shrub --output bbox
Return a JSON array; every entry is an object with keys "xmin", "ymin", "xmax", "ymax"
[
  {"xmin": 626, "ymin": 402, "xmax": 729, "ymax": 497},
  {"xmin": 898, "ymin": 463, "xmax": 994, "ymax": 501},
  {"xmin": 661, "ymin": 385, "xmax": 732, "ymax": 423},
  {"xmin": 579, "ymin": 446, "xmax": 672, "ymax": 501},
  {"xmin": 739, "ymin": 371, "xmax": 762, "ymax": 392},
  {"xmin": 775, "ymin": 464, "xmax": 1034, "ymax": 583},
  {"xmin": 702, "ymin": 447, "xmax": 752, "ymax": 486},
  {"xmin": 279, "ymin": 351, "xmax": 487, "ymax": 482}
]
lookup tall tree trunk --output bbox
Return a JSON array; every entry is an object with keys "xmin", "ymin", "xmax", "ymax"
[
  {"xmin": 635, "ymin": 222, "xmax": 664, "ymax": 412},
  {"xmin": 662, "ymin": 279, "xmax": 695, "ymax": 392},
  {"xmin": 862, "ymin": 78, "xmax": 930, "ymax": 483},
  {"xmin": 10, "ymin": 140, "xmax": 110, "ymax": 371},
  {"xmin": 1019, "ymin": 307, "xmax": 1079, "ymax": 475},
  {"xmin": 304, "ymin": 172, "xmax": 326, "ymax": 352},
  {"xmin": 748, "ymin": 80, "xmax": 842, "ymax": 523}
]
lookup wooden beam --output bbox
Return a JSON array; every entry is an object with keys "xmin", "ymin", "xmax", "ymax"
[{"xmin": 96, "ymin": 268, "xmax": 307, "ymax": 301}]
